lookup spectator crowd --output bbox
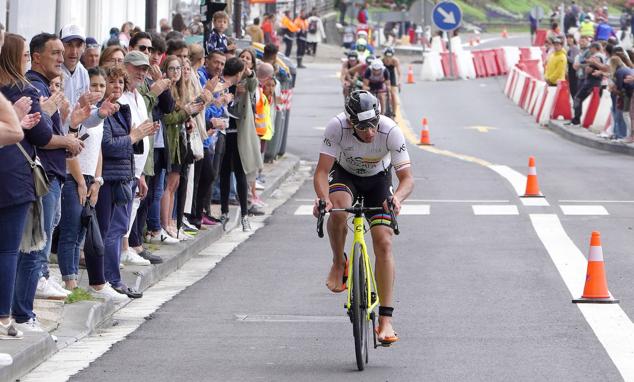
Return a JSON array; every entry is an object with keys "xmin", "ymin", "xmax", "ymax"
[
  {"xmin": 543, "ymin": 5, "xmax": 634, "ymax": 142},
  {"xmin": 0, "ymin": 9, "xmax": 291, "ymax": 340}
]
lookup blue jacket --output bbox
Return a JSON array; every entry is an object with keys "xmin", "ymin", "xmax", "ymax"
[
  {"xmin": 595, "ymin": 22, "xmax": 615, "ymax": 41},
  {"xmin": 101, "ymin": 104, "xmax": 135, "ymax": 182},
  {"xmin": 25, "ymin": 70, "xmax": 65, "ymax": 182},
  {"xmin": 0, "ymin": 82, "xmax": 54, "ymax": 209}
]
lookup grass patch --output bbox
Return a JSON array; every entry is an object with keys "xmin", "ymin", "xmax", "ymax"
[
  {"xmin": 454, "ymin": 0, "xmax": 487, "ymax": 22},
  {"xmin": 65, "ymin": 288, "xmax": 94, "ymax": 304}
]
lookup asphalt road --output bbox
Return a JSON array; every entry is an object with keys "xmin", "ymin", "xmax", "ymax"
[{"xmin": 64, "ymin": 57, "xmax": 634, "ymax": 381}]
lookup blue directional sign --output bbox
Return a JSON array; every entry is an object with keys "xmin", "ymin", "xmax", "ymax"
[{"xmin": 432, "ymin": 1, "xmax": 462, "ymax": 31}]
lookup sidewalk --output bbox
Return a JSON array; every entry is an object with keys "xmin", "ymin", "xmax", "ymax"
[
  {"xmin": 547, "ymin": 120, "xmax": 634, "ymax": 157},
  {"xmin": 0, "ymin": 154, "xmax": 300, "ymax": 382}
]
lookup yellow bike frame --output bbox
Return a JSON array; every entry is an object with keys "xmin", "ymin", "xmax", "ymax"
[{"xmin": 345, "ymin": 215, "xmax": 380, "ymax": 320}]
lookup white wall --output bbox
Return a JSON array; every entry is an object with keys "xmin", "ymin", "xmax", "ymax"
[{"xmin": 9, "ymin": 0, "xmax": 57, "ymax": 42}]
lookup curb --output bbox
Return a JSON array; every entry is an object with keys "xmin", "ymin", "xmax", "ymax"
[
  {"xmin": 547, "ymin": 120, "xmax": 634, "ymax": 156},
  {"xmin": 0, "ymin": 154, "xmax": 301, "ymax": 382}
]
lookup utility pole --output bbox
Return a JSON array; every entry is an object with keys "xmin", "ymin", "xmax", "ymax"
[
  {"xmin": 234, "ymin": 0, "xmax": 242, "ymax": 37},
  {"xmin": 146, "ymin": 0, "xmax": 157, "ymax": 33}
]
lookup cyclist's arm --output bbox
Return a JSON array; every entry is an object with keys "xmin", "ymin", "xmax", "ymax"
[
  {"xmin": 362, "ymin": 78, "xmax": 370, "ymax": 90},
  {"xmin": 394, "ymin": 58, "xmax": 402, "ymax": 86},
  {"xmin": 314, "ymin": 153, "xmax": 335, "ymax": 204},
  {"xmin": 386, "ymin": 125, "xmax": 413, "ymax": 213},
  {"xmin": 391, "ymin": 167, "xmax": 414, "ymax": 213}
]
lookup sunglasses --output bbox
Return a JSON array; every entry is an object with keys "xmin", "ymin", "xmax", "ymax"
[
  {"xmin": 137, "ymin": 45, "xmax": 155, "ymax": 53},
  {"xmin": 352, "ymin": 118, "xmax": 379, "ymax": 131},
  {"xmin": 167, "ymin": 66, "xmax": 182, "ymax": 72}
]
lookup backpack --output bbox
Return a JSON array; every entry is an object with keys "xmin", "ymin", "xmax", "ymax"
[{"xmin": 308, "ymin": 19, "xmax": 318, "ymax": 34}]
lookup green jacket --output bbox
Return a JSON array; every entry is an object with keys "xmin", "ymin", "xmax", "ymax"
[
  {"xmin": 230, "ymin": 72, "xmax": 264, "ymax": 175},
  {"xmin": 162, "ymin": 108, "xmax": 189, "ymax": 167}
]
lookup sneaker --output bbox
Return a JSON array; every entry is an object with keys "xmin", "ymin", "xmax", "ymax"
[
  {"xmin": 182, "ymin": 218, "xmax": 199, "ymax": 232},
  {"xmin": 137, "ymin": 249, "xmax": 163, "ymax": 264},
  {"xmin": 177, "ymin": 228, "xmax": 194, "ymax": 241},
  {"xmin": 112, "ymin": 284, "xmax": 143, "ymax": 299},
  {"xmin": 251, "ymin": 195, "xmax": 266, "ymax": 208},
  {"xmin": 255, "ymin": 180, "xmax": 265, "ymax": 190},
  {"xmin": 0, "ymin": 320, "xmax": 23, "ymax": 340},
  {"xmin": 121, "ymin": 249, "xmax": 151, "ymax": 266},
  {"xmin": 248, "ymin": 204, "xmax": 265, "ymax": 216},
  {"xmin": 241, "ymin": 216, "xmax": 252, "ymax": 232},
  {"xmin": 220, "ymin": 213, "xmax": 229, "ymax": 231},
  {"xmin": 88, "ymin": 283, "xmax": 130, "ymax": 304},
  {"xmin": 48, "ymin": 278, "xmax": 71, "ymax": 296},
  {"xmin": 201, "ymin": 215, "xmax": 218, "ymax": 226},
  {"xmin": 14, "ymin": 318, "xmax": 44, "ymax": 332},
  {"xmin": 158, "ymin": 228, "xmax": 180, "ymax": 244},
  {"xmin": 35, "ymin": 277, "xmax": 67, "ymax": 300}
]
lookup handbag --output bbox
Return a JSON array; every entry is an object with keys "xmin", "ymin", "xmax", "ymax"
[
  {"xmin": 81, "ymin": 201, "xmax": 104, "ymax": 258},
  {"xmin": 16, "ymin": 142, "xmax": 50, "ymax": 197}
]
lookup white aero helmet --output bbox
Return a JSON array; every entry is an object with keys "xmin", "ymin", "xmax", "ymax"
[{"xmin": 370, "ymin": 59, "xmax": 384, "ymax": 71}]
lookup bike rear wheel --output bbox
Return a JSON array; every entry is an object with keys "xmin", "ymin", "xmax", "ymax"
[{"xmin": 351, "ymin": 243, "xmax": 369, "ymax": 371}]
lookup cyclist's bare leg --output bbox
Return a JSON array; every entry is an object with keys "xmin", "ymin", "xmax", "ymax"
[
  {"xmin": 326, "ymin": 191, "xmax": 352, "ymax": 293},
  {"xmin": 370, "ymin": 225, "xmax": 396, "ymax": 340},
  {"xmin": 390, "ymin": 86, "xmax": 398, "ymax": 115},
  {"xmin": 378, "ymin": 92, "xmax": 387, "ymax": 115}
]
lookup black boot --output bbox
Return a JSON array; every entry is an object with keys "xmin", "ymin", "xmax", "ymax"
[{"xmin": 297, "ymin": 57, "xmax": 306, "ymax": 68}]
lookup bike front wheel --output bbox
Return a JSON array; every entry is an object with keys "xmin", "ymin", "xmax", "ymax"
[{"xmin": 351, "ymin": 243, "xmax": 369, "ymax": 371}]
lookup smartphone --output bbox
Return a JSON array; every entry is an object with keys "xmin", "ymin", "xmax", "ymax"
[{"xmin": 79, "ymin": 133, "xmax": 90, "ymax": 141}]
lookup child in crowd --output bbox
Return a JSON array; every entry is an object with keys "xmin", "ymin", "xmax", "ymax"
[{"xmin": 205, "ymin": 11, "xmax": 229, "ymax": 55}]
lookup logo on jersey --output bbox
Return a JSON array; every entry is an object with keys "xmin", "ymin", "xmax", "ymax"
[
  {"xmin": 396, "ymin": 144, "xmax": 407, "ymax": 153},
  {"xmin": 323, "ymin": 138, "xmax": 332, "ymax": 147}
]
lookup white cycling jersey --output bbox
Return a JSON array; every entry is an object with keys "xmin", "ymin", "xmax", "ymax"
[{"xmin": 320, "ymin": 112, "xmax": 411, "ymax": 177}]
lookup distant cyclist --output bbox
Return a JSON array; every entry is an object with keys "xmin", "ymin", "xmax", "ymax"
[
  {"xmin": 341, "ymin": 51, "xmax": 363, "ymax": 98},
  {"xmin": 312, "ymin": 90, "xmax": 414, "ymax": 344},
  {"xmin": 382, "ymin": 47, "xmax": 401, "ymax": 116},
  {"xmin": 362, "ymin": 59, "xmax": 390, "ymax": 115}
]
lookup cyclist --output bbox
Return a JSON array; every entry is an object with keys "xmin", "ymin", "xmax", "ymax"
[
  {"xmin": 341, "ymin": 51, "xmax": 363, "ymax": 98},
  {"xmin": 382, "ymin": 47, "xmax": 401, "ymax": 117},
  {"xmin": 312, "ymin": 90, "xmax": 414, "ymax": 344},
  {"xmin": 363, "ymin": 59, "xmax": 390, "ymax": 115},
  {"xmin": 354, "ymin": 38, "xmax": 371, "ymax": 62}
]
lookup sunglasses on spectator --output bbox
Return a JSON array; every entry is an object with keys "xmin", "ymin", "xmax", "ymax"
[
  {"xmin": 86, "ymin": 44, "xmax": 100, "ymax": 50},
  {"xmin": 138, "ymin": 45, "xmax": 155, "ymax": 53}
]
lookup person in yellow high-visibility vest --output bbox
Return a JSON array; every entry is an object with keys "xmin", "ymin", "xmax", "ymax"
[{"xmin": 256, "ymin": 63, "xmax": 275, "ymax": 149}]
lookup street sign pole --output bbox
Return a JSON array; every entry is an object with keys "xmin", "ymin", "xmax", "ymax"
[{"xmin": 432, "ymin": 1, "xmax": 462, "ymax": 81}]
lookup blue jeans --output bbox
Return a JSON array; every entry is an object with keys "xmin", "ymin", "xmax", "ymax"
[
  {"xmin": 613, "ymin": 109, "xmax": 627, "ymax": 139},
  {"xmin": 14, "ymin": 178, "xmax": 61, "ymax": 323},
  {"xmin": 38, "ymin": 177, "xmax": 61, "ymax": 279},
  {"xmin": 57, "ymin": 177, "xmax": 86, "ymax": 281},
  {"xmin": 96, "ymin": 181, "xmax": 134, "ymax": 288},
  {"xmin": 0, "ymin": 202, "xmax": 30, "ymax": 319}
]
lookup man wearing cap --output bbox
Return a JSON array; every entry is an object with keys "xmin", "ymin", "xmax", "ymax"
[
  {"xmin": 80, "ymin": 37, "xmax": 100, "ymax": 70},
  {"xmin": 570, "ymin": 42, "xmax": 605, "ymax": 126},
  {"xmin": 60, "ymin": 24, "xmax": 116, "ymax": 133},
  {"xmin": 544, "ymin": 38, "xmax": 567, "ymax": 86}
]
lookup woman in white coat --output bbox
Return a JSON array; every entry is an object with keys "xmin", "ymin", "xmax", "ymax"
[{"xmin": 306, "ymin": 11, "xmax": 326, "ymax": 56}]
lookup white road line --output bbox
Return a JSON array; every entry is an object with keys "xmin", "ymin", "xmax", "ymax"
[
  {"xmin": 559, "ymin": 200, "xmax": 634, "ymax": 203},
  {"xmin": 487, "ymin": 165, "xmax": 527, "ymax": 196},
  {"xmin": 472, "ymin": 205, "xmax": 519, "ymax": 215},
  {"xmin": 560, "ymin": 205, "xmax": 609, "ymax": 216},
  {"xmin": 521, "ymin": 198, "xmax": 550, "ymax": 207},
  {"xmin": 530, "ymin": 214, "xmax": 634, "ymax": 381},
  {"xmin": 293, "ymin": 204, "xmax": 431, "ymax": 215}
]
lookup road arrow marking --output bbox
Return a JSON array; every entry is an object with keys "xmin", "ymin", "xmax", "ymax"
[
  {"xmin": 465, "ymin": 125, "xmax": 497, "ymax": 133},
  {"xmin": 437, "ymin": 7, "xmax": 456, "ymax": 24}
]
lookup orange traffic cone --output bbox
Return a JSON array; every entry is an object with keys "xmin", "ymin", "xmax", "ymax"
[
  {"xmin": 407, "ymin": 65, "xmax": 415, "ymax": 84},
  {"xmin": 573, "ymin": 232, "xmax": 619, "ymax": 304},
  {"xmin": 418, "ymin": 118, "xmax": 432, "ymax": 145},
  {"xmin": 501, "ymin": 28, "xmax": 508, "ymax": 38},
  {"xmin": 523, "ymin": 156, "xmax": 543, "ymax": 197}
]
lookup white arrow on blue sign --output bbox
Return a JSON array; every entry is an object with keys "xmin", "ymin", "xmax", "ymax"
[{"xmin": 432, "ymin": 1, "xmax": 462, "ymax": 31}]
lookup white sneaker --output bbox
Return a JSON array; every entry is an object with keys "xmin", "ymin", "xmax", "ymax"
[
  {"xmin": 255, "ymin": 180, "xmax": 265, "ymax": 190},
  {"xmin": 121, "ymin": 249, "xmax": 151, "ymax": 266},
  {"xmin": 35, "ymin": 277, "xmax": 67, "ymax": 300},
  {"xmin": 158, "ymin": 228, "xmax": 180, "ymax": 244},
  {"xmin": 13, "ymin": 318, "xmax": 44, "ymax": 332},
  {"xmin": 182, "ymin": 218, "xmax": 199, "ymax": 232},
  {"xmin": 177, "ymin": 228, "xmax": 193, "ymax": 241},
  {"xmin": 0, "ymin": 320, "xmax": 23, "ymax": 340},
  {"xmin": 48, "ymin": 278, "xmax": 71, "ymax": 296},
  {"xmin": 88, "ymin": 283, "xmax": 129, "ymax": 304}
]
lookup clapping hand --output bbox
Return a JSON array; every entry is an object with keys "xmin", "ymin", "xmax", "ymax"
[
  {"xmin": 21, "ymin": 112, "xmax": 41, "ymax": 130},
  {"xmin": 70, "ymin": 102, "xmax": 92, "ymax": 129},
  {"xmin": 98, "ymin": 94, "xmax": 120, "ymax": 118},
  {"xmin": 13, "ymin": 97, "xmax": 32, "ymax": 120},
  {"xmin": 149, "ymin": 65, "xmax": 163, "ymax": 82},
  {"xmin": 39, "ymin": 92, "xmax": 65, "ymax": 116},
  {"xmin": 78, "ymin": 91, "xmax": 102, "ymax": 107},
  {"xmin": 150, "ymin": 78, "xmax": 171, "ymax": 97}
]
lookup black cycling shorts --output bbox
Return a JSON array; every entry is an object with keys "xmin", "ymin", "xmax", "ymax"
[{"xmin": 328, "ymin": 162, "xmax": 393, "ymax": 228}]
